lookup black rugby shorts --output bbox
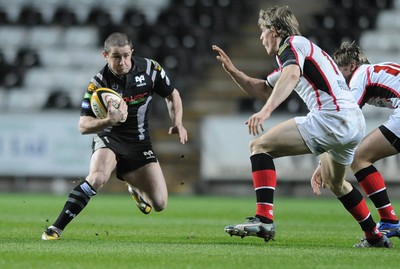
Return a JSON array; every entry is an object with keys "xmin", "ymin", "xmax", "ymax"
[{"xmin": 92, "ymin": 135, "xmax": 158, "ymax": 180}]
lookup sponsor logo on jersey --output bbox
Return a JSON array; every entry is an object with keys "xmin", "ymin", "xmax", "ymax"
[
  {"xmin": 81, "ymin": 100, "xmax": 90, "ymax": 109},
  {"xmin": 337, "ymin": 80, "xmax": 349, "ymax": 91},
  {"xmin": 277, "ymin": 42, "xmax": 289, "ymax": 56},
  {"xmin": 123, "ymin": 92, "xmax": 148, "ymax": 105},
  {"xmin": 84, "ymin": 92, "xmax": 92, "ymax": 99}
]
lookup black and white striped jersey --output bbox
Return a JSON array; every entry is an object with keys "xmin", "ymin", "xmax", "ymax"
[{"xmin": 80, "ymin": 55, "xmax": 174, "ymax": 142}]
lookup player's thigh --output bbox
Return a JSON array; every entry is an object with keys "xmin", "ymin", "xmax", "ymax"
[
  {"xmin": 355, "ymin": 128, "xmax": 398, "ymax": 163},
  {"xmin": 250, "ymin": 118, "xmax": 311, "ymax": 157},
  {"xmin": 87, "ymin": 148, "xmax": 117, "ymax": 189},
  {"xmin": 124, "ymin": 162, "xmax": 168, "ymax": 200}
]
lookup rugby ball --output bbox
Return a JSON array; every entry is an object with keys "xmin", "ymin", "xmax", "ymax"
[{"xmin": 90, "ymin": 88, "xmax": 122, "ymax": 119}]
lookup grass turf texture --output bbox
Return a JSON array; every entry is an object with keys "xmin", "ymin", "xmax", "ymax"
[{"xmin": 1, "ymin": 194, "xmax": 400, "ymax": 269}]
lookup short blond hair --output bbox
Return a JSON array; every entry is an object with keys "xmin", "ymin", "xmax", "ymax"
[
  {"xmin": 333, "ymin": 41, "xmax": 370, "ymax": 67},
  {"xmin": 258, "ymin": 6, "xmax": 301, "ymax": 38}
]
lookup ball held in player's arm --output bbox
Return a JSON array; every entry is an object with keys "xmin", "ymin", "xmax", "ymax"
[{"xmin": 79, "ymin": 100, "xmax": 128, "ymax": 134}]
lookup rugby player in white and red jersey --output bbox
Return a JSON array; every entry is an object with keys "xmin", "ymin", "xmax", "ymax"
[
  {"xmin": 315, "ymin": 41, "xmax": 400, "ymax": 239},
  {"xmin": 213, "ymin": 6, "xmax": 391, "ymax": 248}
]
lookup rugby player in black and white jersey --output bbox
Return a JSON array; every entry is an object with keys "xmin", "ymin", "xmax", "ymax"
[
  {"xmin": 213, "ymin": 6, "xmax": 391, "ymax": 248},
  {"xmin": 313, "ymin": 41, "xmax": 400, "ymax": 239},
  {"xmin": 42, "ymin": 32, "xmax": 188, "ymax": 240}
]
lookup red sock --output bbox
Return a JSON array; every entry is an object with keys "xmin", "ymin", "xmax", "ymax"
[
  {"xmin": 251, "ymin": 154, "xmax": 276, "ymax": 222},
  {"xmin": 355, "ymin": 166, "xmax": 398, "ymax": 222},
  {"xmin": 338, "ymin": 186, "xmax": 381, "ymax": 241}
]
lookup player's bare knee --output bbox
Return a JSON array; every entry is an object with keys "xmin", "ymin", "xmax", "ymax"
[
  {"xmin": 351, "ymin": 157, "xmax": 372, "ymax": 174},
  {"xmin": 350, "ymin": 150, "xmax": 362, "ymax": 171},
  {"xmin": 86, "ymin": 173, "xmax": 109, "ymax": 190},
  {"xmin": 153, "ymin": 199, "xmax": 167, "ymax": 212},
  {"xmin": 350, "ymin": 161, "xmax": 359, "ymax": 173},
  {"xmin": 322, "ymin": 180, "xmax": 334, "ymax": 192},
  {"xmin": 249, "ymin": 138, "xmax": 269, "ymax": 154},
  {"xmin": 325, "ymin": 180, "xmax": 348, "ymax": 197}
]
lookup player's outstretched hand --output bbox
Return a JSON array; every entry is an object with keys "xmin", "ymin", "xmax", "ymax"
[
  {"xmin": 212, "ymin": 45, "xmax": 238, "ymax": 74},
  {"xmin": 168, "ymin": 125, "xmax": 188, "ymax": 144}
]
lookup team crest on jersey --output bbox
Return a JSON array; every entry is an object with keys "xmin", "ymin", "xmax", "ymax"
[{"xmin": 135, "ymin": 75, "xmax": 146, "ymax": 87}]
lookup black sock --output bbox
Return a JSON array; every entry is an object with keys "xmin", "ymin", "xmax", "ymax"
[
  {"xmin": 53, "ymin": 181, "xmax": 97, "ymax": 230},
  {"xmin": 256, "ymin": 215, "xmax": 273, "ymax": 224}
]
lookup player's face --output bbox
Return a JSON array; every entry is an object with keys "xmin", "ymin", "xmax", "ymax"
[
  {"xmin": 338, "ymin": 65, "xmax": 353, "ymax": 84},
  {"xmin": 103, "ymin": 45, "xmax": 133, "ymax": 76},
  {"xmin": 260, "ymin": 27, "xmax": 278, "ymax": 55}
]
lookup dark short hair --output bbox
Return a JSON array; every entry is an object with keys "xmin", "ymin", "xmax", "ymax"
[{"xmin": 104, "ymin": 32, "xmax": 133, "ymax": 52}]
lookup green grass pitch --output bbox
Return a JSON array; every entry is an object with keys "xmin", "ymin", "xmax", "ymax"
[{"xmin": 1, "ymin": 193, "xmax": 400, "ymax": 269}]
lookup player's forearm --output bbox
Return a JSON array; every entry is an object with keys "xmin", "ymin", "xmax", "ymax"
[
  {"xmin": 166, "ymin": 89, "xmax": 184, "ymax": 127},
  {"xmin": 78, "ymin": 116, "xmax": 114, "ymax": 134},
  {"xmin": 228, "ymin": 70, "xmax": 271, "ymax": 102},
  {"xmin": 169, "ymin": 106, "xmax": 183, "ymax": 127},
  {"xmin": 263, "ymin": 67, "xmax": 299, "ymax": 114}
]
